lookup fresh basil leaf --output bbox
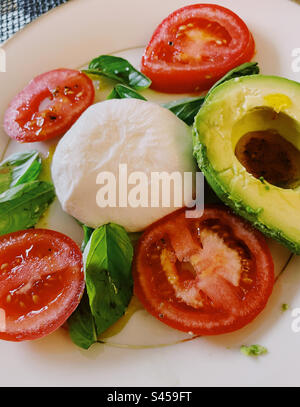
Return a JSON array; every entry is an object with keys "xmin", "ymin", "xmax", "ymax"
[
  {"xmin": 107, "ymin": 84, "xmax": 146, "ymax": 101},
  {"xmin": 0, "ymin": 180, "xmax": 55, "ymax": 235},
  {"xmin": 206, "ymin": 62, "xmax": 260, "ymax": 98},
  {"xmin": 165, "ymin": 62, "xmax": 259, "ymax": 125},
  {"xmin": 0, "ymin": 150, "xmax": 42, "ymax": 194},
  {"xmin": 81, "ymin": 225, "xmax": 94, "ymax": 252},
  {"xmin": 68, "ymin": 290, "xmax": 98, "ymax": 350},
  {"xmin": 84, "ymin": 223, "xmax": 133, "ymax": 335},
  {"xmin": 163, "ymin": 96, "xmax": 205, "ymax": 126},
  {"xmin": 106, "ymin": 87, "xmax": 119, "ymax": 100},
  {"xmin": 85, "ymin": 55, "xmax": 151, "ymax": 90}
]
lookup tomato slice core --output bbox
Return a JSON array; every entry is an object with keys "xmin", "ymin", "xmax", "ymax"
[
  {"xmin": 0, "ymin": 229, "xmax": 84, "ymax": 341},
  {"xmin": 134, "ymin": 207, "xmax": 274, "ymax": 335}
]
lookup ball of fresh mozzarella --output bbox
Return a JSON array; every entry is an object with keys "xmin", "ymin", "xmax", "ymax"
[{"xmin": 51, "ymin": 98, "xmax": 196, "ymax": 232}]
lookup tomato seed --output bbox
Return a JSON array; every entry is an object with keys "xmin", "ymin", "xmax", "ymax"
[{"xmin": 32, "ymin": 295, "xmax": 39, "ymax": 304}]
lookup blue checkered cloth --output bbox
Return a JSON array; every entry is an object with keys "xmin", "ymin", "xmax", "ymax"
[{"xmin": 0, "ymin": 0, "xmax": 69, "ymax": 43}]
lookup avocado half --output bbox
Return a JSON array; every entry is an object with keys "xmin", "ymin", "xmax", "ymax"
[{"xmin": 193, "ymin": 74, "xmax": 300, "ymax": 254}]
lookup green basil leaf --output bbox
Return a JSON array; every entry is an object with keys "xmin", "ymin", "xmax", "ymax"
[
  {"xmin": 163, "ymin": 96, "xmax": 205, "ymax": 126},
  {"xmin": 81, "ymin": 225, "xmax": 94, "ymax": 252},
  {"xmin": 206, "ymin": 62, "xmax": 260, "ymax": 98},
  {"xmin": 68, "ymin": 290, "xmax": 98, "ymax": 350},
  {"xmin": 84, "ymin": 223, "xmax": 133, "ymax": 335},
  {"xmin": 0, "ymin": 150, "xmax": 42, "ymax": 194},
  {"xmin": 0, "ymin": 180, "xmax": 55, "ymax": 235},
  {"xmin": 85, "ymin": 55, "xmax": 151, "ymax": 90},
  {"xmin": 106, "ymin": 87, "xmax": 119, "ymax": 100},
  {"xmin": 107, "ymin": 84, "xmax": 146, "ymax": 101}
]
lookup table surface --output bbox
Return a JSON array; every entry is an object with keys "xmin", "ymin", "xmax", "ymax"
[{"xmin": 0, "ymin": 0, "xmax": 69, "ymax": 44}]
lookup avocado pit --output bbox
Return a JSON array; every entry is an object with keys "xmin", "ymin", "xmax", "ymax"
[{"xmin": 235, "ymin": 129, "xmax": 300, "ymax": 189}]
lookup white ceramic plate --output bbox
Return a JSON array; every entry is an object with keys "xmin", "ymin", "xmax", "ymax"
[{"xmin": 1, "ymin": 0, "xmax": 300, "ymax": 387}]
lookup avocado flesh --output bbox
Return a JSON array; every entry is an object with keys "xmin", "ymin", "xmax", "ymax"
[{"xmin": 193, "ymin": 75, "xmax": 300, "ymax": 254}]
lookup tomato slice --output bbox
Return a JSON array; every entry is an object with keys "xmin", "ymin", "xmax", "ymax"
[
  {"xmin": 0, "ymin": 229, "xmax": 84, "ymax": 341},
  {"xmin": 4, "ymin": 69, "xmax": 95, "ymax": 143},
  {"xmin": 141, "ymin": 4, "xmax": 255, "ymax": 93},
  {"xmin": 133, "ymin": 206, "xmax": 274, "ymax": 335}
]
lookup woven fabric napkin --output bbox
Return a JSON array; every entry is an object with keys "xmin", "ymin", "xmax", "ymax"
[{"xmin": 0, "ymin": 0, "xmax": 69, "ymax": 43}]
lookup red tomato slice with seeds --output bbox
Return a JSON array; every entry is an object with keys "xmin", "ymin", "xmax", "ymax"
[
  {"xmin": 0, "ymin": 229, "xmax": 84, "ymax": 341},
  {"xmin": 4, "ymin": 68, "xmax": 95, "ymax": 143},
  {"xmin": 133, "ymin": 206, "xmax": 274, "ymax": 335},
  {"xmin": 141, "ymin": 4, "xmax": 255, "ymax": 93}
]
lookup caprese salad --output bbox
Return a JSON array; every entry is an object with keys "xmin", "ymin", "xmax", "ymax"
[{"xmin": 1, "ymin": 4, "xmax": 299, "ymax": 353}]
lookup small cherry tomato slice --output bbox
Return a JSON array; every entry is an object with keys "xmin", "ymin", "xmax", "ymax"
[
  {"xmin": 141, "ymin": 4, "xmax": 255, "ymax": 93},
  {"xmin": 133, "ymin": 206, "xmax": 274, "ymax": 335},
  {"xmin": 0, "ymin": 229, "xmax": 84, "ymax": 341},
  {"xmin": 4, "ymin": 68, "xmax": 95, "ymax": 142}
]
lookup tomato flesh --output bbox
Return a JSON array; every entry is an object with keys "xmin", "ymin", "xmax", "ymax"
[
  {"xmin": 133, "ymin": 206, "xmax": 274, "ymax": 335},
  {"xmin": 4, "ymin": 69, "xmax": 95, "ymax": 142},
  {"xmin": 141, "ymin": 4, "xmax": 255, "ymax": 93},
  {"xmin": 0, "ymin": 229, "xmax": 84, "ymax": 341}
]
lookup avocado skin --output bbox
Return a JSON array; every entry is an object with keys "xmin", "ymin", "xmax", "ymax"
[{"xmin": 192, "ymin": 74, "xmax": 300, "ymax": 255}]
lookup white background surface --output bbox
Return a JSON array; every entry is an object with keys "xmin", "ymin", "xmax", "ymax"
[{"xmin": 0, "ymin": 0, "xmax": 300, "ymax": 387}]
